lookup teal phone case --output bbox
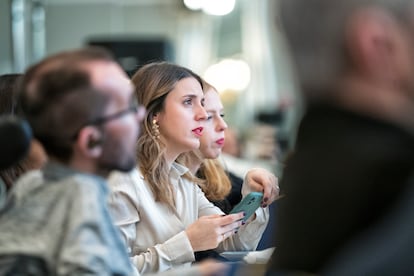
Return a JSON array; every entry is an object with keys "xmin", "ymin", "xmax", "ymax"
[{"xmin": 230, "ymin": 192, "xmax": 264, "ymax": 222}]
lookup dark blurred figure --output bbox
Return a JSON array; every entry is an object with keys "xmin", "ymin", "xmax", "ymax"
[
  {"xmin": 323, "ymin": 171, "xmax": 414, "ymax": 276},
  {"xmin": 267, "ymin": 0, "xmax": 414, "ymax": 275},
  {"xmin": 0, "ymin": 74, "xmax": 20, "ymax": 114},
  {"xmin": 0, "ymin": 74, "xmax": 47, "ymax": 191}
]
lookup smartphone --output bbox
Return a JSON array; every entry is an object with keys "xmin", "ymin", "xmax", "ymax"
[{"xmin": 230, "ymin": 192, "xmax": 264, "ymax": 222}]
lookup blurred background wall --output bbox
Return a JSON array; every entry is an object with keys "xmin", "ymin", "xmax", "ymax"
[{"xmin": 0, "ymin": 0, "xmax": 303, "ymax": 175}]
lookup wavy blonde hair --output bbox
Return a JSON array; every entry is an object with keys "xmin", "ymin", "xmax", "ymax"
[
  {"xmin": 131, "ymin": 62, "xmax": 203, "ymax": 208},
  {"xmin": 197, "ymin": 158, "xmax": 232, "ymax": 201}
]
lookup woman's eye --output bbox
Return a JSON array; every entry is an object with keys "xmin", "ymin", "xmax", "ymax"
[
  {"xmin": 184, "ymin": 98, "xmax": 192, "ymax": 105},
  {"xmin": 220, "ymin": 113, "xmax": 225, "ymax": 118},
  {"xmin": 206, "ymin": 115, "xmax": 213, "ymax": 121}
]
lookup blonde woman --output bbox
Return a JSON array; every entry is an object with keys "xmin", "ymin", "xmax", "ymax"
[
  {"xmin": 108, "ymin": 62, "xmax": 271, "ymax": 274},
  {"xmin": 178, "ymin": 81, "xmax": 280, "ymax": 261},
  {"xmin": 180, "ymin": 81, "xmax": 279, "ymax": 213}
]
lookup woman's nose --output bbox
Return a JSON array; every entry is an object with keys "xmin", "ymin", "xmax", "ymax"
[
  {"xmin": 195, "ymin": 104, "xmax": 208, "ymax": 121},
  {"xmin": 217, "ymin": 117, "xmax": 228, "ymax": 131}
]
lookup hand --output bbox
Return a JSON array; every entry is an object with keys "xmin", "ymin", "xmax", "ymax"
[
  {"xmin": 185, "ymin": 213, "xmax": 244, "ymax": 251},
  {"xmin": 242, "ymin": 168, "xmax": 280, "ymax": 207}
]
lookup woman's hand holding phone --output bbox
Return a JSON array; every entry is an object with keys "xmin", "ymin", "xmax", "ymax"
[
  {"xmin": 242, "ymin": 168, "xmax": 280, "ymax": 207},
  {"xmin": 230, "ymin": 192, "xmax": 264, "ymax": 222},
  {"xmin": 185, "ymin": 213, "xmax": 244, "ymax": 251}
]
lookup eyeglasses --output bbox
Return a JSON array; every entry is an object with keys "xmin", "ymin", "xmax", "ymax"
[
  {"xmin": 71, "ymin": 104, "xmax": 143, "ymax": 140},
  {"xmin": 89, "ymin": 105, "xmax": 141, "ymax": 126}
]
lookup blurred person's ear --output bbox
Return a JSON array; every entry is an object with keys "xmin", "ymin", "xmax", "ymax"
[
  {"xmin": 76, "ymin": 126, "xmax": 103, "ymax": 158},
  {"xmin": 345, "ymin": 8, "xmax": 407, "ymax": 84}
]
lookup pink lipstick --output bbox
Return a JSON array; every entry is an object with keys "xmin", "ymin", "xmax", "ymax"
[{"xmin": 216, "ymin": 138, "xmax": 225, "ymax": 146}]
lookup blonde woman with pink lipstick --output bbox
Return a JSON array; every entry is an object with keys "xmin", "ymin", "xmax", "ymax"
[
  {"xmin": 181, "ymin": 81, "xmax": 280, "ymax": 213},
  {"xmin": 107, "ymin": 62, "xmax": 265, "ymax": 275},
  {"xmin": 178, "ymin": 81, "xmax": 280, "ymax": 262}
]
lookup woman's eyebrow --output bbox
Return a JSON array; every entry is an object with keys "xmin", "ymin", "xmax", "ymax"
[{"xmin": 181, "ymin": 94, "xmax": 199, "ymax": 98}]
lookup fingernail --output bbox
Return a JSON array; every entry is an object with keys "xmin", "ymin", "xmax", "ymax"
[{"xmin": 243, "ymin": 212, "xmax": 246, "ymax": 216}]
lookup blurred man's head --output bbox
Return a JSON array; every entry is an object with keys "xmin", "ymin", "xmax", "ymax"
[
  {"xmin": 278, "ymin": 0, "xmax": 414, "ymax": 101},
  {"xmin": 19, "ymin": 47, "xmax": 144, "ymax": 176}
]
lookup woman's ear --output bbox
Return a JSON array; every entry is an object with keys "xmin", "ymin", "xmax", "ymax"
[{"xmin": 76, "ymin": 126, "xmax": 103, "ymax": 158}]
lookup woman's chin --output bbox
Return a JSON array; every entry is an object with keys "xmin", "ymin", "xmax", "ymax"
[
  {"xmin": 185, "ymin": 139, "xmax": 201, "ymax": 151},
  {"xmin": 204, "ymin": 150, "xmax": 221, "ymax": 159}
]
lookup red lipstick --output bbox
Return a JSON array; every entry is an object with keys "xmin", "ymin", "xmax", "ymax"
[{"xmin": 192, "ymin": 127, "xmax": 204, "ymax": 137}]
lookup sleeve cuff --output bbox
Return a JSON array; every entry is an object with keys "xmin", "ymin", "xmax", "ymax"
[
  {"xmin": 157, "ymin": 231, "xmax": 195, "ymax": 264},
  {"xmin": 240, "ymin": 207, "xmax": 269, "ymax": 242}
]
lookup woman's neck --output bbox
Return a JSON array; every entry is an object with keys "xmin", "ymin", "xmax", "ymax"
[
  {"xmin": 164, "ymin": 148, "xmax": 183, "ymax": 171},
  {"xmin": 164, "ymin": 154, "xmax": 176, "ymax": 171},
  {"xmin": 165, "ymin": 148, "xmax": 203, "ymax": 174},
  {"xmin": 176, "ymin": 151, "xmax": 203, "ymax": 174},
  {"xmin": 187, "ymin": 157, "xmax": 202, "ymax": 175}
]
